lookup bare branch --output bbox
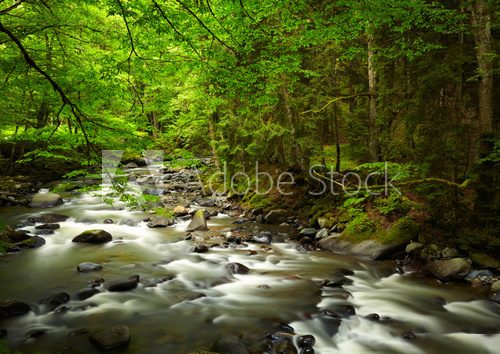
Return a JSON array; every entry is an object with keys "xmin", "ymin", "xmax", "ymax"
[{"xmin": 301, "ymin": 93, "xmax": 370, "ymax": 115}]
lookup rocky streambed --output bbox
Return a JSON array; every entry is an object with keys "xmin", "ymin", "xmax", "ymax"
[{"xmin": 0, "ymin": 164, "xmax": 499, "ymax": 353}]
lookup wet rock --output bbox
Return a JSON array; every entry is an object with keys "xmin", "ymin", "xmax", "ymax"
[
  {"xmin": 299, "ymin": 228, "xmax": 316, "ymax": 239},
  {"xmin": 251, "ymin": 231, "xmax": 272, "ymax": 244},
  {"xmin": 118, "ymin": 219, "xmax": 136, "ymax": 226},
  {"xmin": 30, "ymin": 192, "xmax": 63, "ymax": 208},
  {"xmin": 145, "ymin": 276, "xmax": 174, "ymax": 287},
  {"xmin": 33, "ymin": 213, "xmax": 69, "ymax": 223},
  {"xmin": 323, "ymin": 304, "xmax": 356, "ymax": 317},
  {"xmin": 69, "ymin": 328, "xmax": 90, "ymax": 336},
  {"xmin": 491, "ymin": 280, "xmax": 500, "ymax": 292},
  {"xmin": 211, "ymin": 336, "xmax": 249, "ymax": 354},
  {"xmin": 405, "ymin": 242, "xmax": 424, "ymax": 255},
  {"xmin": 0, "ymin": 300, "xmax": 30, "ymax": 319},
  {"xmin": 34, "ymin": 229, "xmax": 54, "ymax": 235},
  {"xmin": 173, "ymin": 205, "xmax": 188, "ymax": 216},
  {"xmin": 300, "ymin": 347, "xmax": 314, "ymax": 354},
  {"xmin": 470, "ymin": 253, "xmax": 500, "ymax": 270},
  {"xmin": 89, "ymin": 277, "xmax": 105, "ymax": 288},
  {"xmin": 465, "ymin": 269, "xmax": 493, "ymax": 281},
  {"xmin": 275, "ymin": 323, "xmax": 295, "ymax": 334},
  {"xmin": 103, "ymin": 219, "xmax": 114, "ymax": 224},
  {"xmin": 147, "ymin": 216, "xmax": 174, "ymax": 228},
  {"xmin": 402, "ymin": 331, "xmax": 416, "ymax": 340},
  {"xmin": 19, "ymin": 236, "xmax": 45, "ymax": 248},
  {"xmin": 297, "ymin": 334, "xmax": 315, "ymax": 348},
  {"xmin": 255, "ymin": 214, "xmax": 264, "ymax": 224},
  {"xmin": 321, "ymin": 277, "xmax": 347, "ymax": 287},
  {"xmin": 27, "ymin": 329, "xmax": 47, "ymax": 339},
  {"xmin": 89, "ymin": 324, "xmax": 130, "ymax": 350},
  {"xmin": 196, "ymin": 198, "xmax": 216, "ymax": 207},
  {"xmin": 77, "ymin": 262, "xmax": 103, "ymax": 273},
  {"xmin": 428, "ymin": 258, "xmax": 471, "ymax": 281},
  {"xmin": 186, "ymin": 210, "xmax": 208, "ymax": 232},
  {"xmin": 226, "ymin": 262, "xmax": 250, "ymax": 275},
  {"xmin": 107, "ymin": 275, "xmax": 139, "ymax": 292},
  {"xmin": 35, "ymin": 223, "xmax": 60, "ymax": 230},
  {"xmin": 2, "ymin": 227, "xmax": 30, "ymax": 242},
  {"xmin": 194, "ymin": 245, "xmax": 209, "ymax": 253},
  {"xmin": 54, "ymin": 306, "xmax": 69, "ymax": 314},
  {"xmin": 440, "ymin": 247, "xmax": 458, "ymax": 259},
  {"xmin": 318, "ymin": 237, "xmax": 407, "ymax": 260},
  {"xmin": 72, "ymin": 230, "xmax": 112, "ymax": 244},
  {"xmin": 264, "ymin": 209, "xmax": 288, "ymax": 224},
  {"xmin": 366, "ymin": 313, "xmax": 380, "ymax": 321},
  {"xmin": 490, "ymin": 293, "xmax": 500, "ymax": 303},
  {"xmin": 232, "ymin": 218, "xmax": 249, "ymax": 224},
  {"xmin": 39, "ymin": 292, "xmax": 70, "ymax": 311},
  {"xmin": 124, "ymin": 162, "xmax": 138, "ymax": 169},
  {"xmin": 316, "ymin": 228, "xmax": 329, "ymax": 240},
  {"xmin": 77, "ymin": 288, "xmax": 100, "ymax": 300},
  {"xmin": 296, "ymin": 243, "xmax": 315, "ymax": 253}
]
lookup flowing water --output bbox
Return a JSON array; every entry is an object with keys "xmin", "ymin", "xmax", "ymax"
[{"xmin": 0, "ymin": 167, "xmax": 499, "ymax": 354}]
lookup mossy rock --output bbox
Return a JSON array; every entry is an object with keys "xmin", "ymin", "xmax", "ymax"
[
  {"xmin": 470, "ymin": 253, "xmax": 500, "ymax": 269},
  {"xmin": 379, "ymin": 217, "xmax": 420, "ymax": 244}
]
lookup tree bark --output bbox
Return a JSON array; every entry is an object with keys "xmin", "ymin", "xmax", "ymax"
[
  {"xmin": 367, "ymin": 32, "xmax": 379, "ymax": 162},
  {"xmin": 471, "ymin": 0, "xmax": 493, "ymax": 134}
]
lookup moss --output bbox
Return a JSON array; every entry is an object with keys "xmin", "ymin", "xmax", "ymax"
[
  {"xmin": 153, "ymin": 207, "xmax": 174, "ymax": 218},
  {"xmin": 342, "ymin": 213, "xmax": 377, "ymax": 242},
  {"xmin": 245, "ymin": 193, "xmax": 273, "ymax": 209},
  {"xmin": 377, "ymin": 217, "xmax": 419, "ymax": 244}
]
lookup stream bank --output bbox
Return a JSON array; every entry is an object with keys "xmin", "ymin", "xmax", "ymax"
[{"xmin": 0, "ymin": 162, "xmax": 499, "ymax": 353}]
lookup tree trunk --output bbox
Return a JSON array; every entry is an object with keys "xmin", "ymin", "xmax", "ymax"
[
  {"xmin": 281, "ymin": 84, "xmax": 309, "ymax": 174},
  {"xmin": 470, "ymin": 0, "xmax": 494, "ymax": 162},
  {"xmin": 367, "ymin": 32, "xmax": 379, "ymax": 162},
  {"xmin": 208, "ymin": 112, "xmax": 221, "ymax": 170}
]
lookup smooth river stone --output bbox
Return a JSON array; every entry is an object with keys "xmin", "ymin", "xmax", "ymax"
[
  {"xmin": 77, "ymin": 262, "xmax": 103, "ymax": 273},
  {"xmin": 90, "ymin": 325, "xmax": 130, "ymax": 350}
]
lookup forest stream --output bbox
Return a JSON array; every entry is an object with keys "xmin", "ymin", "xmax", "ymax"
[{"xmin": 0, "ymin": 164, "xmax": 499, "ymax": 354}]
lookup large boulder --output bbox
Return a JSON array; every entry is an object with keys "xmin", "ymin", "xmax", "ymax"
[
  {"xmin": 1, "ymin": 227, "xmax": 30, "ymax": 242},
  {"xmin": 107, "ymin": 275, "xmax": 139, "ymax": 292},
  {"xmin": 318, "ymin": 236, "xmax": 405, "ymax": 260},
  {"xmin": 186, "ymin": 210, "xmax": 208, "ymax": 232},
  {"xmin": 428, "ymin": 258, "xmax": 471, "ymax": 281},
  {"xmin": 19, "ymin": 236, "xmax": 46, "ymax": 248},
  {"xmin": 30, "ymin": 192, "xmax": 63, "ymax": 208},
  {"xmin": 72, "ymin": 230, "xmax": 112, "ymax": 244},
  {"xmin": 90, "ymin": 324, "xmax": 130, "ymax": 350},
  {"xmin": 264, "ymin": 209, "xmax": 287, "ymax": 224},
  {"xmin": 0, "ymin": 300, "xmax": 30, "ymax": 319},
  {"xmin": 211, "ymin": 336, "xmax": 249, "ymax": 354}
]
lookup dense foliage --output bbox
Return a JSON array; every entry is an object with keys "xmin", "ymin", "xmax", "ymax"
[{"xmin": 0, "ymin": 0, "xmax": 498, "ymax": 180}]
